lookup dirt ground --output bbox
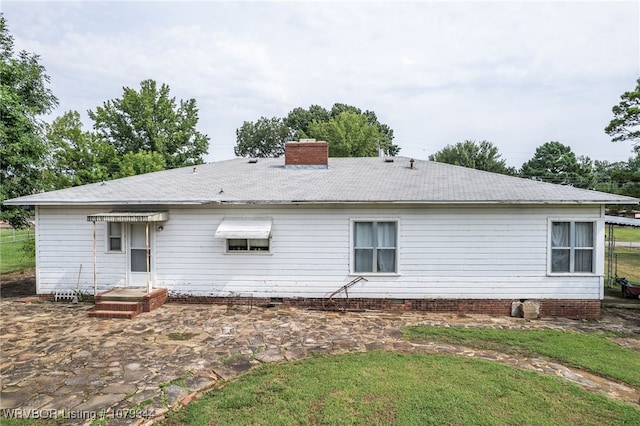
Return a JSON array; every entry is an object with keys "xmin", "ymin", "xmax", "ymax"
[{"xmin": 0, "ymin": 269, "xmax": 36, "ymax": 298}]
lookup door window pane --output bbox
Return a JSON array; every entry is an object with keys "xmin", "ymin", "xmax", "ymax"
[
  {"xmin": 131, "ymin": 249, "xmax": 148, "ymax": 272},
  {"xmin": 131, "ymin": 224, "xmax": 146, "ymax": 248}
]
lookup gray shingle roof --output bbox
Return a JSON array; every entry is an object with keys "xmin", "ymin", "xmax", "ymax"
[{"xmin": 4, "ymin": 157, "xmax": 638, "ymax": 205}]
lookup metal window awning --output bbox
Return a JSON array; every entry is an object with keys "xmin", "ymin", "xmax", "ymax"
[
  {"xmin": 215, "ymin": 218, "xmax": 272, "ymax": 239},
  {"xmin": 87, "ymin": 212, "xmax": 169, "ymax": 223}
]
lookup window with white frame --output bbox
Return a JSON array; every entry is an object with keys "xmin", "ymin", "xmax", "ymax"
[
  {"xmin": 227, "ymin": 238, "xmax": 270, "ymax": 252},
  {"xmin": 353, "ymin": 221, "xmax": 397, "ymax": 273},
  {"xmin": 550, "ymin": 221, "xmax": 594, "ymax": 273},
  {"xmin": 107, "ymin": 223, "xmax": 122, "ymax": 252}
]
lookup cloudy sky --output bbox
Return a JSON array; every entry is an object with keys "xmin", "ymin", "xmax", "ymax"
[{"xmin": 3, "ymin": 0, "xmax": 639, "ymax": 167}]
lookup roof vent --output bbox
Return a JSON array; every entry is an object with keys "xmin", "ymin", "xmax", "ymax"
[
  {"xmin": 409, "ymin": 158, "xmax": 415, "ymax": 169},
  {"xmin": 248, "ymin": 158, "xmax": 258, "ymax": 164},
  {"xmin": 192, "ymin": 167, "xmax": 197, "ymax": 174},
  {"xmin": 384, "ymin": 157, "xmax": 394, "ymax": 163}
]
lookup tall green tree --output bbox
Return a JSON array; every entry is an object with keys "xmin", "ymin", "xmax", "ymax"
[
  {"xmin": 0, "ymin": 15, "xmax": 58, "ymax": 227},
  {"xmin": 113, "ymin": 150, "xmax": 166, "ymax": 179},
  {"xmin": 43, "ymin": 111, "xmax": 117, "ymax": 190},
  {"xmin": 520, "ymin": 141, "xmax": 594, "ymax": 188},
  {"xmin": 306, "ymin": 111, "xmax": 381, "ymax": 157},
  {"xmin": 88, "ymin": 79, "xmax": 210, "ymax": 168},
  {"xmin": 282, "ymin": 103, "xmax": 400, "ymax": 156},
  {"xmin": 429, "ymin": 140, "xmax": 515, "ymax": 175},
  {"xmin": 234, "ymin": 117, "xmax": 294, "ymax": 158},
  {"xmin": 284, "ymin": 105, "xmax": 331, "ymax": 139},
  {"xmin": 605, "ymin": 77, "xmax": 640, "ymax": 151}
]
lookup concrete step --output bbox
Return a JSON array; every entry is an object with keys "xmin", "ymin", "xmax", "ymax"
[
  {"xmin": 93, "ymin": 301, "xmax": 142, "ymax": 312},
  {"xmin": 88, "ymin": 310, "xmax": 140, "ymax": 319}
]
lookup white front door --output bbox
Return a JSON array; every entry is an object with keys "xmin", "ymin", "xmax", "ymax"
[{"xmin": 127, "ymin": 223, "xmax": 154, "ymax": 288}]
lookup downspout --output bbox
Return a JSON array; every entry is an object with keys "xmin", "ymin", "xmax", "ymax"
[
  {"xmin": 146, "ymin": 222, "xmax": 150, "ymax": 295},
  {"xmin": 93, "ymin": 222, "xmax": 97, "ymax": 297}
]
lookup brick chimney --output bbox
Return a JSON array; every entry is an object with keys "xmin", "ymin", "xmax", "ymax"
[{"xmin": 284, "ymin": 139, "xmax": 328, "ymax": 169}]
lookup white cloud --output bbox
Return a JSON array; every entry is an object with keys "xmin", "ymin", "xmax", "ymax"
[{"xmin": 3, "ymin": 0, "xmax": 638, "ymax": 165}]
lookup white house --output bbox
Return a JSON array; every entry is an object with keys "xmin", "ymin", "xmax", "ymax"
[{"xmin": 4, "ymin": 141, "xmax": 638, "ymax": 319}]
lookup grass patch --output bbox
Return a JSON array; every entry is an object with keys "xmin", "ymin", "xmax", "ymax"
[
  {"xmin": 168, "ymin": 332, "xmax": 197, "ymax": 341},
  {"xmin": 0, "ymin": 227, "xmax": 35, "ymax": 243},
  {"xmin": 0, "ymin": 240, "xmax": 35, "ymax": 274},
  {"xmin": 403, "ymin": 327, "xmax": 640, "ymax": 387},
  {"xmin": 610, "ymin": 226, "xmax": 640, "ymax": 243},
  {"xmin": 610, "ymin": 247, "xmax": 640, "ymax": 282},
  {"xmin": 162, "ymin": 352, "xmax": 639, "ymax": 425},
  {"xmin": 0, "ymin": 228, "xmax": 35, "ymax": 274}
]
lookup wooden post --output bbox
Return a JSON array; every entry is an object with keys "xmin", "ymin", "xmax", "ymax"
[
  {"xmin": 146, "ymin": 222, "xmax": 150, "ymax": 295},
  {"xmin": 93, "ymin": 222, "xmax": 97, "ymax": 297}
]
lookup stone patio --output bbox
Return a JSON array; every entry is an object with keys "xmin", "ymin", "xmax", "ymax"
[{"xmin": 1, "ymin": 300, "xmax": 639, "ymax": 425}]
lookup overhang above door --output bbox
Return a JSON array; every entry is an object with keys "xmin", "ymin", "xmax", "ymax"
[{"xmin": 87, "ymin": 212, "xmax": 169, "ymax": 223}]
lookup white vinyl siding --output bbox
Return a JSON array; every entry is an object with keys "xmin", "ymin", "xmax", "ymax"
[{"xmin": 34, "ymin": 205, "xmax": 605, "ymax": 300}]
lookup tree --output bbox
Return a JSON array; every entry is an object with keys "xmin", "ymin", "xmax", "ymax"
[
  {"xmin": 429, "ymin": 140, "xmax": 515, "ymax": 175},
  {"xmin": 282, "ymin": 103, "xmax": 400, "ymax": 156},
  {"xmin": 520, "ymin": 141, "xmax": 594, "ymax": 188},
  {"xmin": 605, "ymin": 77, "xmax": 640, "ymax": 151},
  {"xmin": 307, "ymin": 111, "xmax": 381, "ymax": 157},
  {"xmin": 234, "ymin": 117, "xmax": 294, "ymax": 158},
  {"xmin": 0, "ymin": 15, "xmax": 58, "ymax": 227},
  {"xmin": 113, "ymin": 150, "xmax": 166, "ymax": 179},
  {"xmin": 43, "ymin": 111, "xmax": 118, "ymax": 190},
  {"xmin": 284, "ymin": 105, "xmax": 331, "ymax": 140},
  {"xmin": 88, "ymin": 79, "xmax": 210, "ymax": 168},
  {"xmin": 329, "ymin": 103, "xmax": 399, "ymax": 156}
]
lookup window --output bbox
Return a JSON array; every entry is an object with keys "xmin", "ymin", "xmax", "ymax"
[
  {"xmin": 353, "ymin": 221, "xmax": 397, "ymax": 273},
  {"xmin": 227, "ymin": 238, "xmax": 270, "ymax": 252},
  {"xmin": 550, "ymin": 221, "xmax": 594, "ymax": 273},
  {"xmin": 130, "ymin": 223, "xmax": 150, "ymax": 272},
  {"xmin": 107, "ymin": 223, "xmax": 122, "ymax": 252}
]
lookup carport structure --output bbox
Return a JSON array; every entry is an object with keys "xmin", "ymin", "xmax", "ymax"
[{"xmin": 605, "ymin": 215, "xmax": 640, "ymax": 287}]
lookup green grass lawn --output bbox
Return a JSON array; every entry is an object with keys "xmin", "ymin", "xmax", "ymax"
[
  {"xmin": 403, "ymin": 327, "xmax": 640, "ymax": 388},
  {"xmin": 0, "ymin": 240, "xmax": 35, "ymax": 274},
  {"xmin": 162, "ymin": 352, "xmax": 640, "ymax": 426},
  {"xmin": 0, "ymin": 227, "xmax": 35, "ymax": 243},
  {"xmin": 0, "ymin": 228, "xmax": 36, "ymax": 274},
  {"xmin": 606, "ymin": 227, "xmax": 639, "ymax": 283},
  {"xmin": 610, "ymin": 225, "xmax": 640, "ymax": 242},
  {"xmin": 610, "ymin": 247, "xmax": 640, "ymax": 282}
]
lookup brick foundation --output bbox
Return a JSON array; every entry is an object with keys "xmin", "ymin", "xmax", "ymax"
[
  {"xmin": 167, "ymin": 296, "xmax": 601, "ymax": 320},
  {"xmin": 142, "ymin": 288, "xmax": 168, "ymax": 312}
]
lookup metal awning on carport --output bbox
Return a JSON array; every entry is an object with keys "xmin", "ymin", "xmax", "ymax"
[
  {"xmin": 214, "ymin": 218, "xmax": 272, "ymax": 239},
  {"xmin": 87, "ymin": 212, "xmax": 169, "ymax": 223},
  {"xmin": 605, "ymin": 215, "xmax": 640, "ymax": 287}
]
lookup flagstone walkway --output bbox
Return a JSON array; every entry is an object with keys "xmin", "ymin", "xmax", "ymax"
[{"xmin": 1, "ymin": 301, "xmax": 639, "ymax": 425}]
